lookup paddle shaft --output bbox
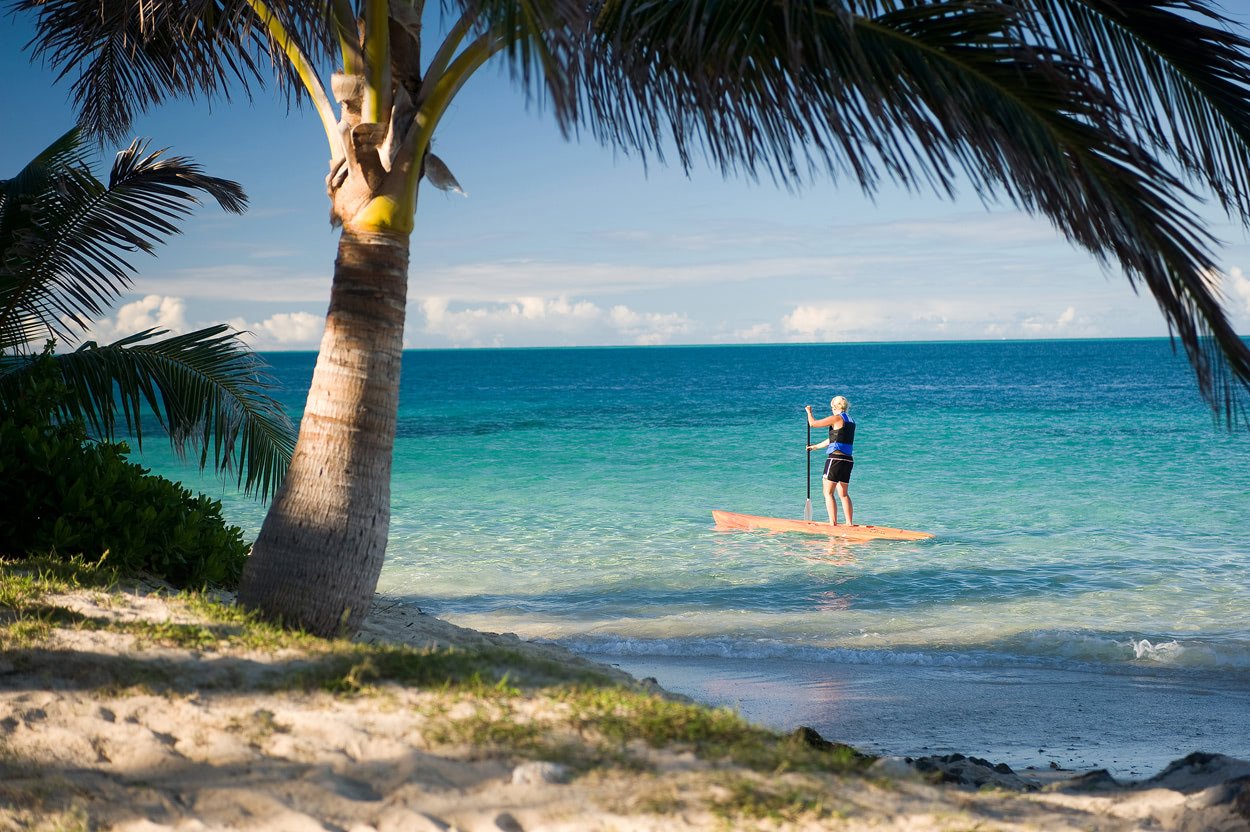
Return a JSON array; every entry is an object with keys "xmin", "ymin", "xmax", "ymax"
[{"xmin": 804, "ymin": 422, "xmax": 813, "ymax": 520}]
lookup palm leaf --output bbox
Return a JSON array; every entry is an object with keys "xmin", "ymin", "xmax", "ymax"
[
  {"xmin": 570, "ymin": 0, "xmax": 1250, "ymax": 421},
  {"xmin": 1018, "ymin": 0, "xmax": 1250, "ymax": 223},
  {"xmin": 0, "ymin": 130, "xmax": 247, "ymax": 347},
  {"xmin": 12, "ymin": 0, "xmax": 332, "ymax": 144},
  {"xmin": 0, "ymin": 325, "xmax": 295, "ymax": 498},
  {"xmin": 0, "ymin": 128, "xmax": 95, "ymax": 349},
  {"xmin": 448, "ymin": 0, "xmax": 593, "ymax": 118}
]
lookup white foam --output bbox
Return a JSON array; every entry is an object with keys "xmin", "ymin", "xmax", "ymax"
[{"xmin": 554, "ymin": 630, "xmax": 1250, "ymax": 676}]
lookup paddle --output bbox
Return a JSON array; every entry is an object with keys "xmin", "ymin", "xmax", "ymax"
[{"xmin": 804, "ymin": 422, "xmax": 813, "ymax": 521}]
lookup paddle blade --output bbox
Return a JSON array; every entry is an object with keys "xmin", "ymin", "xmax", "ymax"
[{"xmin": 804, "ymin": 498, "xmax": 812, "ymax": 522}]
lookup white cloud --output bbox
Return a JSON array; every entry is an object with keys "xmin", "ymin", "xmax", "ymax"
[
  {"xmin": 419, "ymin": 296, "xmax": 600, "ymax": 345},
  {"xmin": 1223, "ymin": 266, "xmax": 1250, "ymax": 316},
  {"xmin": 776, "ymin": 297, "xmax": 1101, "ymax": 343},
  {"xmin": 80, "ymin": 295, "xmax": 189, "ymax": 343},
  {"xmin": 228, "ymin": 312, "xmax": 324, "ymax": 349},
  {"xmin": 415, "ymin": 296, "xmax": 690, "ymax": 347},
  {"xmin": 734, "ymin": 323, "xmax": 775, "ymax": 342},
  {"xmin": 608, "ymin": 305, "xmax": 691, "ymax": 345},
  {"xmin": 781, "ymin": 302, "xmax": 888, "ymax": 340},
  {"xmin": 984, "ymin": 305, "xmax": 1087, "ymax": 337},
  {"xmin": 75, "ymin": 294, "xmax": 325, "ymax": 351}
]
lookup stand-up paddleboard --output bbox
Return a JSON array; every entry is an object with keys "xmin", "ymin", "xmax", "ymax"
[{"xmin": 713, "ymin": 510, "xmax": 933, "ymax": 541}]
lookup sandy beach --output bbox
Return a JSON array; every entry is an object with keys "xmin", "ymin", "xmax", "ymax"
[{"xmin": 3, "ymin": 568, "xmax": 1250, "ymax": 831}]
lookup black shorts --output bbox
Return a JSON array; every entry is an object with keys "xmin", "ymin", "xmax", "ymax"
[{"xmin": 823, "ymin": 453, "xmax": 853, "ymax": 483}]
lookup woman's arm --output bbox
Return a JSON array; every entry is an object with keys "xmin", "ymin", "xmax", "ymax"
[
  {"xmin": 806, "ymin": 406, "xmax": 840, "ymax": 428},
  {"xmin": 807, "ymin": 439, "xmax": 830, "ymax": 451}
]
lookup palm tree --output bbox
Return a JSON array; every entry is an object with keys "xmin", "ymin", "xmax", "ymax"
[
  {"xmin": 0, "ymin": 128, "xmax": 295, "ymax": 498},
  {"xmin": 15, "ymin": 0, "xmax": 1250, "ymax": 636}
]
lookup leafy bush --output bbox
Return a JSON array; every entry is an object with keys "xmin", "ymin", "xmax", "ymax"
[{"xmin": 0, "ymin": 357, "xmax": 250, "ymax": 587}]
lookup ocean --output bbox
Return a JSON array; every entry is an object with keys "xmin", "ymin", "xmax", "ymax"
[{"xmin": 145, "ymin": 339, "xmax": 1250, "ymax": 776}]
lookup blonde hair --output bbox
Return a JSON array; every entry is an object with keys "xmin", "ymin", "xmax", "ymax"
[{"xmin": 830, "ymin": 396, "xmax": 850, "ymax": 414}]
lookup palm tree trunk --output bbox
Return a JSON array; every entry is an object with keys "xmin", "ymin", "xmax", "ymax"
[{"xmin": 238, "ymin": 228, "xmax": 409, "ymax": 636}]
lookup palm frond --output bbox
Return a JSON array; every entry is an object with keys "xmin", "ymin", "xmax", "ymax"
[
  {"xmin": 0, "ymin": 132, "xmax": 247, "ymax": 346},
  {"xmin": 11, "ymin": 0, "xmax": 334, "ymax": 143},
  {"xmin": 569, "ymin": 0, "xmax": 1250, "ymax": 421},
  {"xmin": 0, "ymin": 128, "xmax": 88, "ymax": 224},
  {"xmin": 448, "ymin": 0, "xmax": 593, "ymax": 119},
  {"xmin": 852, "ymin": 1, "xmax": 1250, "ymax": 421},
  {"xmin": 0, "ymin": 129, "xmax": 93, "ymax": 348},
  {"xmin": 1018, "ymin": 0, "xmax": 1250, "ymax": 223},
  {"xmin": 0, "ymin": 325, "xmax": 296, "ymax": 498}
]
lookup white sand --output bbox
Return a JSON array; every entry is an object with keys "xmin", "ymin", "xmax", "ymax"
[{"xmin": 2, "ymin": 584, "xmax": 1249, "ymax": 831}]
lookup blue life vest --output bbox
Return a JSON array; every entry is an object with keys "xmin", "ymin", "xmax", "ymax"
[{"xmin": 828, "ymin": 414, "xmax": 855, "ymax": 456}]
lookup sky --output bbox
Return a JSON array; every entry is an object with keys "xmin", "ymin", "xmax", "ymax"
[{"xmin": 4, "ymin": 6, "xmax": 1250, "ymax": 350}]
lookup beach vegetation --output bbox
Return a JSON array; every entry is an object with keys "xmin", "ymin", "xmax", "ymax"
[
  {"xmin": 0, "ymin": 799, "xmax": 89, "ymax": 832},
  {"xmin": 553, "ymin": 687, "xmax": 874, "ymax": 775},
  {"xmin": 0, "ymin": 130, "xmax": 297, "ymax": 592},
  {"xmin": 227, "ymin": 708, "xmax": 292, "ymax": 748},
  {"xmin": 0, "ymin": 556, "xmax": 117, "ymax": 644},
  {"xmin": 14, "ymin": 0, "xmax": 1250, "ymax": 637},
  {"xmin": 0, "ymin": 373, "xmax": 252, "ymax": 587},
  {"xmin": 0, "ymin": 618, "xmax": 57, "ymax": 650},
  {"xmin": 619, "ymin": 780, "xmax": 684, "ymax": 816},
  {"xmin": 414, "ymin": 684, "xmax": 876, "ymax": 777},
  {"xmin": 0, "ymin": 128, "xmax": 295, "ymax": 501},
  {"xmin": 0, "ymin": 554, "xmax": 118, "ymax": 594},
  {"xmin": 709, "ymin": 774, "xmax": 836, "ymax": 825}
]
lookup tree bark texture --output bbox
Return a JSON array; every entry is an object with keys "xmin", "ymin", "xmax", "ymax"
[{"xmin": 238, "ymin": 228, "xmax": 409, "ymax": 636}]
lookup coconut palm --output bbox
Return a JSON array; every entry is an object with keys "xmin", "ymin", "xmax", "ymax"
[
  {"xmin": 15, "ymin": 0, "xmax": 1250, "ymax": 635},
  {"xmin": 0, "ymin": 127, "xmax": 295, "ymax": 498}
]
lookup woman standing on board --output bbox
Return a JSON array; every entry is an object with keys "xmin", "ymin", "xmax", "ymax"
[{"xmin": 806, "ymin": 397, "xmax": 855, "ymax": 526}]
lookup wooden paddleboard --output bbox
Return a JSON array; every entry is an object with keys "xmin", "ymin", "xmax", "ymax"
[{"xmin": 712, "ymin": 510, "xmax": 933, "ymax": 541}]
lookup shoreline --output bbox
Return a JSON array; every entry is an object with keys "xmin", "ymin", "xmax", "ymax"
[
  {"xmin": 3, "ymin": 575, "xmax": 1250, "ymax": 831},
  {"xmin": 372, "ymin": 603, "xmax": 1250, "ymax": 781},
  {"xmin": 589, "ymin": 653, "xmax": 1250, "ymax": 781}
]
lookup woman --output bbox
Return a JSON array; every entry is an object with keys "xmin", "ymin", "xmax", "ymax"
[{"xmin": 805, "ymin": 396, "xmax": 855, "ymax": 526}]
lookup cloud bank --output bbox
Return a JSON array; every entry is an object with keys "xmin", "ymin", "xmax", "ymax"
[{"xmin": 416, "ymin": 296, "xmax": 691, "ymax": 347}]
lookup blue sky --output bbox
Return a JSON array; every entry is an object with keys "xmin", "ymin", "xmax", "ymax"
[{"xmin": 4, "ymin": 6, "xmax": 1250, "ymax": 349}]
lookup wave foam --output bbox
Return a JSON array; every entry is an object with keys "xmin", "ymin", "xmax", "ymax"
[{"xmin": 554, "ymin": 630, "xmax": 1250, "ymax": 675}]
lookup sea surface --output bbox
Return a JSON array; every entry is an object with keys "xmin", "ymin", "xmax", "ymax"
[{"xmin": 143, "ymin": 339, "xmax": 1250, "ymax": 773}]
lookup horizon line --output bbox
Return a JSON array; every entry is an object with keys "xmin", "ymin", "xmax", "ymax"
[{"xmin": 251, "ymin": 333, "xmax": 1244, "ymax": 355}]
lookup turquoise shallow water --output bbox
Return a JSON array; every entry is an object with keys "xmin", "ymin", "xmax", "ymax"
[{"xmin": 153, "ymin": 339, "xmax": 1250, "ymax": 683}]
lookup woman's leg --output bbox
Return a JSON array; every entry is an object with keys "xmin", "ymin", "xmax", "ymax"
[
  {"xmin": 822, "ymin": 478, "xmax": 839, "ymax": 525},
  {"xmin": 835, "ymin": 481, "xmax": 853, "ymax": 526}
]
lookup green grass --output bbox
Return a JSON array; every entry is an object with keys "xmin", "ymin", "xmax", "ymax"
[
  {"xmin": 0, "ymin": 554, "xmax": 119, "ymax": 597},
  {"xmin": 555, "ymin": 687, "xmax": 873, "ymax": 774},
  {"xmin": 0, "ymin": 555, "xmax": 117, "ymax": 649},
  {"xmin": 710, "ymin": 775, "xmax": 839, "ymax": 824},
  {"xmin": 414, "ymin": 684, "xmax": 875, "ymax": 779}
]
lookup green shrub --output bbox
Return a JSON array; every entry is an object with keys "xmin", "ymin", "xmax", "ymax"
[{"xmin": 0, "ymin": 357, "xmax": 250, "ymax": 587}]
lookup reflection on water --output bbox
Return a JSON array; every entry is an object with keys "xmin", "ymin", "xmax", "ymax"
[{"xmin": 796, "ymin": 538, "xmax": 858, "ymax": 566}]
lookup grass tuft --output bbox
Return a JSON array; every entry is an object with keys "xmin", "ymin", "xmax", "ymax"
[{"xmin": 711, "ymin": 775, "xmax": 837, "ymax": 823}]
